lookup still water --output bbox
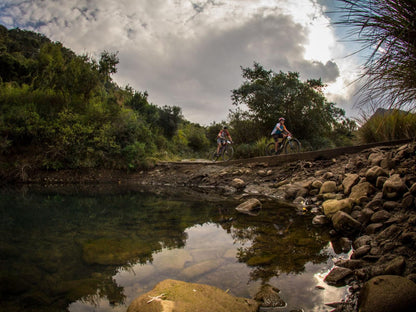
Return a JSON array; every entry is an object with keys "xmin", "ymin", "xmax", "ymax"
[{"xmin": 0, "ymin": 185, "xmax": 348, "ymax": 312}]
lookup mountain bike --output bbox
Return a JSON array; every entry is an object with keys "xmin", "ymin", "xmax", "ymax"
[
  {"xmin": 265, "ymin": 135, "xmax": 301, "ymax": 156},
  {"xmin": 210, "ymin": 140, "xmax": 234, "ymax": 162}
]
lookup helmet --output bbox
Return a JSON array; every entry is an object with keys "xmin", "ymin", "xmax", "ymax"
[
  {"xmin": 223, "ymin": 126, "xmax": 228, "ymax": 129},
  {"xmin": 279, "ymin": 117, "xmax": 285, "ymax": 121}
]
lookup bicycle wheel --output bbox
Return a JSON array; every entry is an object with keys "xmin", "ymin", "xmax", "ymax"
[
  {"xmin": 210, "ymin": 149, "xmax": 221, "ymax": 162},
  {"xmin": 265, "ymin": 142, "xmax": 276, "ymax": 156},
  {"xmin": 222, "ymin": 145, "xmax": 234, "ymax": 161},
  {"xmin": 284, "ymin": 138, "xmax": 301, "ymax": 154}
]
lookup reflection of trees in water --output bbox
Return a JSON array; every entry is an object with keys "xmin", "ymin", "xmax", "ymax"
[
  {"xmin": 223, "ymin": 202, "xmax": 331, "ymax": 283},
  {"xmin": 0, "ymin": 190, "xmax": 219, "ymax": 312}
]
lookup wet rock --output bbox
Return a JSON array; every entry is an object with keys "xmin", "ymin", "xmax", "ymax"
[
  {"xmin": 235, "ymin": 198, "xmax": 262, "ymax": 215},
  {"xmin": 324, "ymin": 266, "xmax": 353, "ymax": 286},
  {"xmin": 312, "ymin": 214, "xmax": 330, "ymax": 225},
  {"xmin": 254, "ymin": 284, "xmax": 285, "ymax": 308},
  {"xmin": 335, "ymin": 259, "xmax": 365, "ymax": 270},
  {"xmin": 332, "ymin": 211, "xmax": 362, "ymax": 234},
  {"xmin": 358, "ymin": 275, "xmax": 416, "ymax": 312}
]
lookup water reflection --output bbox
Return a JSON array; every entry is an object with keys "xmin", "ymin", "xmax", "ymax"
[{"xmin": 0, "ymin": 186, "xmax": 346, "ymax": 312}]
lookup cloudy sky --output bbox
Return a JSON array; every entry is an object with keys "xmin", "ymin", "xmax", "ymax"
[{"xmin": 0, "ymin": 0, "xmax": 364, "ymax": 125}]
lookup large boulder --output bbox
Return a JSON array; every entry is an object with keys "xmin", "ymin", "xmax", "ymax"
[
  {"xmin": 127, "ymin": 279, "xmax": 259, "ymax": 312},
  {"xmin": 358, "ymin": 275, "xmax": 416, "ymax": 312}
]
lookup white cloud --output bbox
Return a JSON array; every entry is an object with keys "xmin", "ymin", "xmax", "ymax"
[{"xmin": 0, "ymin": 0, "xmax": 361, "ymax": 124}]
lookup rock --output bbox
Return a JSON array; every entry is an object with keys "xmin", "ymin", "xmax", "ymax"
[
  {"xmin": 358, "ymin": 275, "xmax": 416, "ymax": 312},
  {"xmin": 312, "ymin": 214, "xmax": 330, "ymax": 225},
  {"xmin": 254, "ymin": 284, "xmax": 285, "ymax": 307},
  {"xmin": 365, "ymin": 223, "xmax": 384, "ymax": 234},
  {"xmin": 353, "ymin": 235, "xmax": 372, "ymax": 249},
  {"xmin": 127, "ymin": 279, "xmax": 259, "ymax": 312},
  {"xmin": 365, "ymin": 166, "xmax": 388, "ymax": 184},
  {"xmin": 376, "ymin": 224, "xmax": 401, "ymax": 241},
  {"xmin": 357, "ymin": 208, "xmax": 374, "ymax": 224},
  {"xmin": 322, "ymin": 198, "xmax": 354, "ymax": 218},
  {"xmin": 332, "ymin": 211, "xmax": 362, "ymax": 234},
  {"xmin": 324, "ymin": 267, "xmax": 353, "ymax": 286},
  {"xmin": 231, "ymin": 178, "xmax": 245, "ymax": 189},
  {"xmin": 331, "ymin": 237, "xmax": 352, "ymax": 253},
  {"xmin": 311, "ymin": 179, "xmax": 323, "ymax": 189},
  {"xmin": 349, "ymin": 182, "xmax": 376, "ymax": 204},
  {"xmin": 351, "ymin": 245, "xmax": 371, "ymax": 259},
  {"xmin": 376, "ymin": 176, "xmax": 388, "ymax": 189},
  {"xmin": 383, "ymin": 200, "xmax": 400, "ymax": 211},
  {"xmin": 409, "ymin": 183, "xmax": 416, "ymax": 196},
  {"xmin": 342, "ymin": 173, "xmax": 360, "ymax": 195},
  {"xmin": 368, "ymin": 152, "xmax": 384, "ymax": 166},
  {"xmin": 383, "ymin": 174, "xmax": 406, "ymax": 199},
  {"xmin": 235, "ymin": 198, "xmax": 262, "ymax": 215},
  {"xmin": 335, "ymin": 259, "xmax": 365, "ymax": 270},
  {"xmin": 370, "ymin": 210, "xmax": 391, "ymax": 223},
  {"xmin": 365, "ymin": 198, "xmax": 383, "ymax": 211},
  {"xmin": 320, "ymin": 181, "xmax": 337, "ymax": 194},
  {"xmin": 402, "ymin": 194, "xmax": 415, "ymax": 209}
]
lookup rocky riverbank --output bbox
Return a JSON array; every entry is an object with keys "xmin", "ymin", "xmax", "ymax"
[
  {"xmin": 4, "ymin": 141, "xmax": 416, "ymax": 311},
  {"xmin": 133, "ymin": 142, "xmax": 416, "ymax": 311}
]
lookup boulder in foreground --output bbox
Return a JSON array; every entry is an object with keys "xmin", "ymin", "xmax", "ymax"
[{"xmin": 127, "ymin": 279, "xmax": 259, "ymax": 312}]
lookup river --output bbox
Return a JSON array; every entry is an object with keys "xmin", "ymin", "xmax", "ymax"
[{"xmin": 0, "ymin": 185, "xmax": 348, "ymax": 311}]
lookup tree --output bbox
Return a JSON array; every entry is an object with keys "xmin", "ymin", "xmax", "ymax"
[
  {"xmin": 99, "ymin": 50, "xmax": 119, "ymax": 82},
  {"xmin": 335, "ymin": 0, "xmax": 416, "ymax": 111},
  {"xmin": 231, "ymin": 63, "xmax": 353, "ymax": 149}
]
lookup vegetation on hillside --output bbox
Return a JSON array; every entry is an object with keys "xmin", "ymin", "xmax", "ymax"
[
  {"xmin": 0, "ymin": 25, "xmax": 209, "ymax": 171},
  {"xmin": 0, "ymin": 24, "xmax": 359, "ymax": 173}
]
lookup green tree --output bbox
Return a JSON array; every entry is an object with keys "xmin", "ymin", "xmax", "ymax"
[
  {"xmin": 99, "ymin": 50, "xmax": 119, "ymax": 82},
  {"xmin": 231, "ymin": 63, "xmax": 354, "ymax": 149}
]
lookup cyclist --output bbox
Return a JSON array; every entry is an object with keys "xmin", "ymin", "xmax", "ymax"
[
  {"xmin": 271, "ymin": 117, "xmax": 292, "ymax": 154},
  {"xmin": 216, "ymin": 126, "xmax": 233, "ymax": 156}
]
